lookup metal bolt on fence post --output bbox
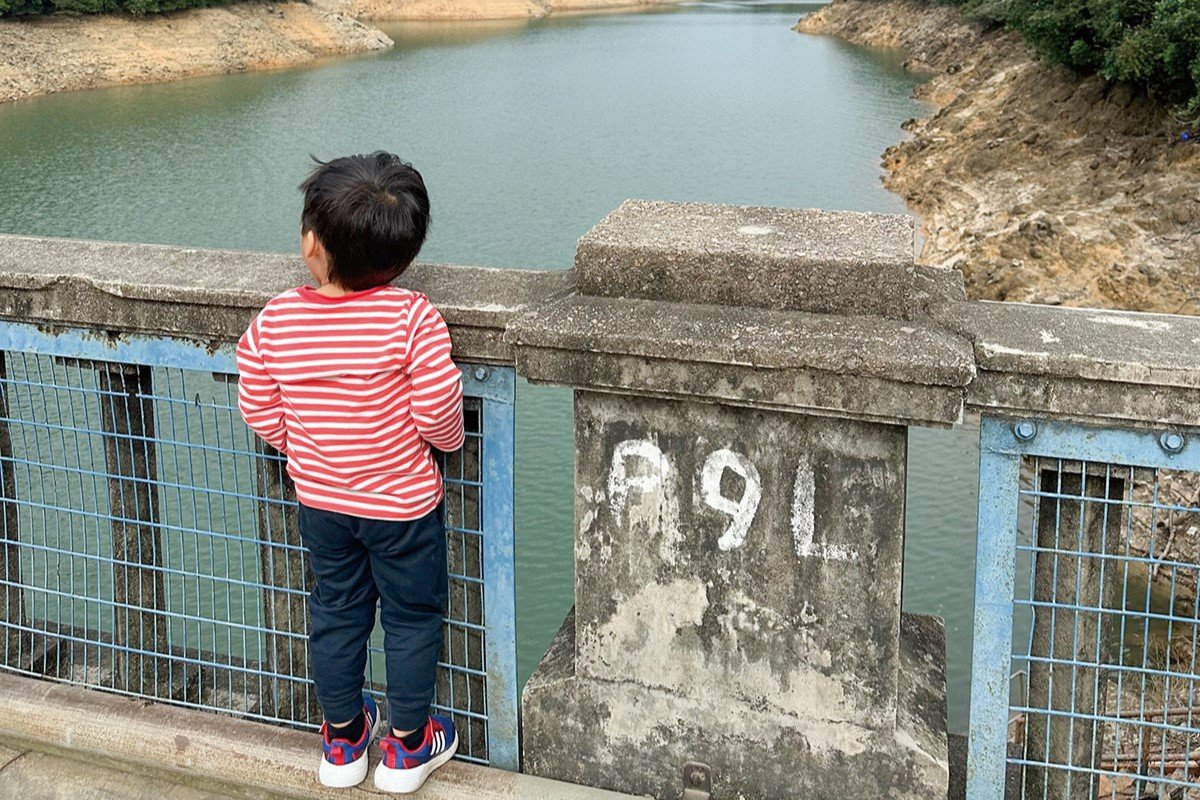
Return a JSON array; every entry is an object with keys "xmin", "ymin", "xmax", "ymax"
[
  {"xmin": 681, "ymin": 763, "xmax": 711, "ymax": 800},
  {"xmin": 1013, "ymin": 421, "xmax": 1037, "ymax": 442},
  {"xmin": 1159, "ymin": 431, "xmax": 1186, "ymax": 454}
]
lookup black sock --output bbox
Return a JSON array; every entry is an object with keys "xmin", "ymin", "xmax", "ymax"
[
  {"xmin": 328, "ymin": 711, "xmax": 365, "ymax": 743},
  {"xmin": 399, "ymin": 725, "xmax": 425, "ymax": 750}
]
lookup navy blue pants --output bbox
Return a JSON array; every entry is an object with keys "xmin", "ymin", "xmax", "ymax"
[{"xmin": 298, "ymin": 502, "xmax": 447, "ymax": 733}]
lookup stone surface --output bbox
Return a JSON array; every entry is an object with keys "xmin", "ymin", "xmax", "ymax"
[
  {"xmin": 948, "ymin": 733, "xmax": 968, "ymax": 800},
  {"xmin": 522, "ymin": 609, "xmax": 948, "ymax": 800},
  {"xmin": 574, "ymin": 200, "xmax": 963, "ymax": 319},
  {"xmin": 507, "ymin": 294, "xmax": 975, "ymax": 426},
  {"xmin": 0, "ymin": 234, "xmax": 572, "ymax": 363},
  {"xmin": 968, "ymin": 371, "xmax": 1200, "ymax": 431},
  {"xmin": 571, "ymin": 391, "xmax": 906, "ymax": 729},
  {"xmin": 0, "ymin": 747, "xmax": 233, "ymax": 800},
  {"xmin": 0, "ymin": 744, "xmax": 26, "ymax": 771},
  {"xmin": 521, "ymin": 201, "xmax": 952, "ymax": 799},
  {"xmin": 0, "ymin": 671, "xmax": 645, "ymax": 800},
  {"xmin": 510, "ymin": 294, "xmax": 975, "ymax": 385},
  {"xmin": 517, "ymin": 345, "xmax": 968, "ymax": 427},
  {"xmin": 936, "ymin": 300, "xmax": 1200, "ymax": 389},
  {"xmin": 936, "ymin": 300, "xmax": 1200, "ymax": 428}
]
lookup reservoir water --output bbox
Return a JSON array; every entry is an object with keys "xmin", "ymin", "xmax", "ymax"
[{"xmin": 0, "ymin": 0, "xmax": 982, "ymax": 732}]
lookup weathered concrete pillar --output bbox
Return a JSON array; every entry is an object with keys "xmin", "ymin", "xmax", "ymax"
[
  {"xmin": 1022, "ymin": 468, "xmax": 1124, "ymax": 799},
  {"xmin": 253, "ymin": 442, "xmax": 321, "ymax": 725},
  {"xmin": 0, "ymin": 353, "xmax": 28, "ymax": 670},
  {"xmin": 510, "ymin": 201, "xmax": 975, "ymax": 800},
  {"xmin": 97, "ymin": 363, "xmax": 170, "ymax": 695}
]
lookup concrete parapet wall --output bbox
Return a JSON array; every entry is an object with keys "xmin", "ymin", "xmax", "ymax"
[
  {"xmin": 0, "ymin": 224, "xmax": 1196, "ymax": 428},
  {"xmin": 0, "ymin": 199, "xmax": 1197, "ymax": 800},
  {"xmin": 508, "ymin": 293, "xmax": 975, "ymax": 426},
  {"xmin": 0, "ymin": 234, "xmax": 573, "ymax": 364}
]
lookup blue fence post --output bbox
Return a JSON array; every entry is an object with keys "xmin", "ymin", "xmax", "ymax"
[
  {"xmin": 96, "ymin": 362, "xmax": 171, "ymax": 697},
  {"xmin": 968, "ymin": 417, "xmax": 1024, "ymax": 800},
  {"xmin": 479, "ymin": 367, "xmax": 517, "ymax": 771}
]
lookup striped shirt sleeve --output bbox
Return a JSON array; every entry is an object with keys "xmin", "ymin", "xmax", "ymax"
[
  {"xmin": 236, "ymin": 317, "xmax": 289, "ymax": 454},
  {"xmin": 406, "ymin": 297, "xmax": 465, "ymax": 453}
]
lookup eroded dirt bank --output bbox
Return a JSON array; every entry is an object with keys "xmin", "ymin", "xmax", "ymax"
[
  {"xmin": 338, "ymin": 0, "xmax": 678, "ymax": 22},
  {"xmin": 0, "ymin": 3, "xmax": 394, "ymax": 103},
  {"xmin": 798, "ymin": 0, "xmax": 1200, "ymax": 314},
  {"xmin": 0, "ymin": 0, "xmax": 678, "ymax": 104}
]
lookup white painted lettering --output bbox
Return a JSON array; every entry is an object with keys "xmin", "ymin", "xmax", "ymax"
[
  {"xmin": 700, "ymin": 449, "xmax": 762, "ymax": 551},
  {"xmin": 607, "ymin": 439, "xmax": 672, "ymax": 526},
  {"xmin": 791, "ymin": 459, "xmax": 858, "ymax": 562}
]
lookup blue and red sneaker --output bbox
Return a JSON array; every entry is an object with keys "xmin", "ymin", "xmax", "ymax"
[
  {"xmin": 374, "ymin": 714, "xmax": 458, "ymax": 793},
  {"xmin": 318, "ymin": 695, "xmax": 383, "ymax": 788}
]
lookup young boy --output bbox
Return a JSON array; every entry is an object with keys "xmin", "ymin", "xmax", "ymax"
[{"xmin": 237, "ymin": 152, "xmax": 464, "ymax": 793}]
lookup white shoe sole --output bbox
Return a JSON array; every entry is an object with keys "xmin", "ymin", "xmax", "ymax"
[
  {"xmin": 373, "ymin": 734, "xmax": 458, "ymax": 794},
  {"xmin": 318, "ymin": 709, "xmax": 386, "ymax": 788}
]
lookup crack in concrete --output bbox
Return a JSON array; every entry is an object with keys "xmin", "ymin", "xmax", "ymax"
[{"xmin": 0, "ymin": 750, "xmax": 30, "ymax": 775}]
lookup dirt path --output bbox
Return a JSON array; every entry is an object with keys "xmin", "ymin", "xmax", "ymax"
[{"xmin": 798, "ymin": 0, "xmax": 1200, "ymax": 315}]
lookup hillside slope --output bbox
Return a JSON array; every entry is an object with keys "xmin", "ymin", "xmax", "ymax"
[{"xmin": 799, "ymin": 0, "xmax": 1200, "ymax": 314}]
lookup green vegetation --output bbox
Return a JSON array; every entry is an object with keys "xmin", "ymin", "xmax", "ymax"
[
  {"xmin": 952, "ymin": 0, "xmax": 1200, "ymax": 124},
  {"xmin": 0, "ymin": 0, "xmax": 244, "ymax": 16}
]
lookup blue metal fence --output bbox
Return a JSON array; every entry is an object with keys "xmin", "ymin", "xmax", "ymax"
[
  {"xmin": 0, "ymin": 322, "xmax": 518, "ymax": 770},
  {"xmin": 969, "ymin": 416, "xmax": 1200, "ymax": 799}
]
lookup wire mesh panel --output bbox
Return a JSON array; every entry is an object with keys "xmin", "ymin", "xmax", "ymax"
[
  {"xmin": 969, "ymin": 417, "xmax": 1200, "ymax": 800},
  {"xmin": 0, "ymin": 324, "xmax": 517, "ymax": 770}
]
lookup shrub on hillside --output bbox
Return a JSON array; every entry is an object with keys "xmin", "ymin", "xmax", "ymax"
[
  {"xmin": 0, "ymin": 0, "xmax": 45, "ymax": 13},
  {"xmin": 952, "ymin": 0, "xmax": 1200, "ymax": 124}
]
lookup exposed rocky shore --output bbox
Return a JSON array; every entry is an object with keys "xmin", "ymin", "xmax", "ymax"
[
  {"xmin": 338, "ymin": 0, "xmax": 676, "ymax": 22},
  {"xmin": 0, "ymin": 0, "xmax": 677, "ymax": 104},
  {"xmin": 798, "ymin": 0, "xmax": 1200, "ymax": 315},
  {"xmin": 0, "ymin": 3, "xmax": 394, "ymax": 103}
]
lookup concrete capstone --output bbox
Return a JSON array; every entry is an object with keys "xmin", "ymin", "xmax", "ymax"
[{"xmin": 575, "ymin": 200, "xmax": 948, "ymax": 320}]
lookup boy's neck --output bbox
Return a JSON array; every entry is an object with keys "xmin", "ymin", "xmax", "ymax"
[{"xmin": 314, "ymin": 282, "xmax": 352, "ymax": 298}]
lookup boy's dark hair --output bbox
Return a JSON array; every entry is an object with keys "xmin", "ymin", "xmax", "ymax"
[{"xmin": 299, "ymin": 152, "xmax": 430, "ymax": 291}]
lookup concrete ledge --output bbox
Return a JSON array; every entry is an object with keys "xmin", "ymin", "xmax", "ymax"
[
  {"xmin": 0, "ymin": 672, "xmax": 645, "ymax": 800},
  {"xmin": 935, "ymin": 301, "xmax": 1200, "ymax": 428},
  {"xmin": 4, "ymin": 230, "xmax": 1200, "ymax": 429},
  {"xmin": 0, "ymin": 235, "xmax": 574, "ymax": 364},
  {"xmin": 507, "ymin": 294, "xmax": 974, "ymax": 426}
]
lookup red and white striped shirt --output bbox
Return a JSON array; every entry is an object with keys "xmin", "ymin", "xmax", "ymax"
[{"xmin": 236, "ymin": 285, "xmax": 465, "ymax": 521}]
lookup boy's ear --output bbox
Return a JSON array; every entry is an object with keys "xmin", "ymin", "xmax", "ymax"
[{"xmin": 301, "ymin": 229, "xmax": 320, "ymax": 260}]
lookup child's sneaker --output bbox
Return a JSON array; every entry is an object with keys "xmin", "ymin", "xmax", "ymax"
[
  {"xmin": 374, "ymin": 715, "xmax": 458, "ymax": 793},
  {"xmin": 318, "ymin": 695, "xmax": 383, "ymax": 788}
]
